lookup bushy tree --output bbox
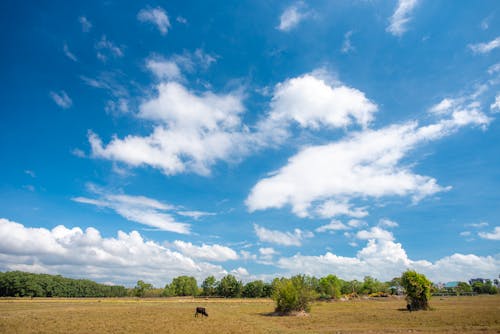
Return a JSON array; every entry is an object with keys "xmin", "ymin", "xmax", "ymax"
[
  {"xmin": 217, "ymin": 275, "xmax": 242, "ymax": 298},
  {"xmin": 170, "ymin": 276, "xmax": 198, "ymax": 296},
  {"xmin": 456, "ymin": 282, "xmax": 472, "ymax": 295},
  {"xmin": 401, "ymin": 270, "xmax": 432, "ymax": 311},
  {"xmin": 318, "ymin": 274, "xmax": 342, "ymax": 299},
  {"xmin": 134, "ymin": 280, "xmax": 153, "ymax": 297},
  {"xmin": 272, "ymin": 275, "xmax": 317, "ymax": 314},
  {"xmin": 242, "ymin": 280, "xmax": 265, "ymax": 298},
  {"xmin": 201, "ymin": 276, "xmax": 217, "ymax": 296}
]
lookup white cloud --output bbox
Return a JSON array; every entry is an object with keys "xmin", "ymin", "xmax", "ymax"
[
  {"xmin": 316, "ymin": 200, "xmax": 368, "ymax": 219},
  {"xmin": 254, "ymin": 224, "xmax": 313, "ymax": 247},
  {"xmin": 491, "ymin": 95, "xmax": 500, "ymax": 112},
  {"xmin": 263, "ymin": 72, "xmax": 377, "ymax": 131},
  {"xmin": 487, "ymin": 63, "xmax": 500, "ymax": 75},
  {"xmin": 378, "ymin": 218, "xmax": 399, "ymax": 228},
  {"xmin": 277, "ymin": 236, "xmax": 500, "ymax": 282},
  {"xmin": 0, "ymin": 218, "xmax": 230, "ymax": 287},
  {"xmin": 469, "ymin": 37, "xmax": 500, "ymax": 54},
  {"xmin": 172, "ymin": 240, "xmax": 238, "ymax": 261},
  {"xmin": 95, "ymin": 35, "xmax": 123, "ymax": 61},
  {"xmin": 177, "ymin": 211, "xmax": 215, "ymax": 220},
  {"xmin": 247, "ymin": 101, "xmax": 491, "ymax": 217},
  {"xmin": 277, "ymin": 2, "xmax": 310, "ymax": 32},
  {"xmin": 49, "ymin": 90, "xmax": 72, "ymax": 109},
  {"xmin": 356, "ymin": 226, "xmax": 395, "ymax": 241},
  {"xmin": 79, "ymin": 16, "xmax": 92, "ymax": 32},
  {"xmin": 467, "ymin": 222, "xmax": 489, "ymax": 228},
  {"xmin": 176, "ymin": 16, "xmax": 187, "ymax": 24},
  {"xmin": 478, "ymin": 227, "xmax": 500, "ymax": 241},
  {"xmin": 386, "ymin": 0, "xmax": 420, "ymax": 36},
  {"xmin": 72, "ymin": 186, "xmax": 190, "ymax": 234},
  {"xmin": 145, "ymin": 50, "xmax": 217, "ymax": 81},
  {"xmin": 315, "ymin": 220, "xmax": 349, "ymax": 233},
  {"xmin": 341, "ymin": 31, "xmax": 354, "ymax": 54},
  {"xmin": 146, "ymin": 58, "xmax": 182, "ymax": 81},
  {"xmin": 137, "ymin": 6, "xmax": 171, "ymax": 35},
  {"xmin": 89, "ymin": 82, "xmax": 247, "ymax": 176},
  {"xmin": 63, "ymin": 43, "xmax": 77, "ymax": 62}
]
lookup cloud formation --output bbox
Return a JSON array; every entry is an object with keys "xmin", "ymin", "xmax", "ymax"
[
  {"xmin": 50, "ymin": 90, "xmax": 72, "ymax": 109},
  {"xmin": 254, "ymin": 224, "xmax": 313, "ymax": 246},
  {"xmin": 277, "ymin": 2, "xmax": 310, "ymax": 32},
  {"xmin": 72, "ymin": 186, "xmax": 191, "ymax": 234},
  {"xmin": 469, "ymin": 37, "xmax": 500, "ymax": 54},
  {"xmin": 0, "ymin": 218, "xmax": 231, "ymax": 287},
  {"xmin": 386, "ymin": 0, "xmax": 419, "ymax": 36},
  {"xmin": 247, "ymin": 103, "xmax": 490, "ymax": 217},
  {"xmin": 173, "ymin": 240, "xmax": 238, "ymax": 261},
  {"xmin": 478, "ymin": 227, "xmax": 500, "ymax": 240},
  {"xmin": 137, "ymin": 6, "xmax": 171, "ymax": 35}
]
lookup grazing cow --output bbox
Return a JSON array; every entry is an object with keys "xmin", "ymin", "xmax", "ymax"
[
  {"xmin": 407, "ymin": 303, "xmax": 413, "ymax": 312},
  {"xmin": 195, "ymin": 307, "xmax": 208, "ymax": 317}
]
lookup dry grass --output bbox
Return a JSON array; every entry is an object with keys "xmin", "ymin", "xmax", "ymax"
[{"xmin": 0, "ymin": 295, "xmax": 499, "ymax": 333}]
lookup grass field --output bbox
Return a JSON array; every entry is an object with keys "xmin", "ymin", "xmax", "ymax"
[{"xmin": 0, "ymin": 295, "xmax": 499, "ymax": 333}]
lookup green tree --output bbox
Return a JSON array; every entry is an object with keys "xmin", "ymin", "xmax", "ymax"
[
  {"xmin": 170, "ymin": 276, "xmax": 198, "ymax": 296},
  {"xmin": 272, "ymin": 275, "xmax": 317, "ymax": 314},
  {"xmin": 242, "ymin": 280, "xmax": 265, "ymax": 298},
  {"xmin": 201, "ymin": 276, "xmax": 217, "ymax": 296},
  {"xmin": 318, "ymin": 274, "xmax": 342, "ymax": 299},
  {"xmin": 134, "ymin": 280, "xmax": 153, "ymax": 297},
  {"xmin": 401, "ymin": 270, "xmax": 432, "ymax": 311},
  {"xmin": 217, "ymin": 275, "xmax": 242, "ymax": 298},
  {"xmin": 456, "ymin": 282, "xmax": 472, "ymax": 295}
]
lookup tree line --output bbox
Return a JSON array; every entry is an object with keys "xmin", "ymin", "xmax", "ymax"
[
  {"xmin": 1, "ymin": 270, "xmax": 497, "ymax": 299},
  {"xmin": 0, "ymin": 271, "xmax": 127, "ymax": 297}
]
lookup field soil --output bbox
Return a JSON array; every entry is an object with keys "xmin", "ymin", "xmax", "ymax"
[{"xmin": 0, "ymin": 295, "xmax": 499, "ymax": 333}]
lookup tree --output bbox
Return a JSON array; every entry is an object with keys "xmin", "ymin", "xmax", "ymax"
[
  {"xmin": 201, "ymin": 276, "xmax": 217, "ymax": 296},
  {"xmin": 318, "ymin": 274, "xmax": 342, "ymax": 299},
  {"xmin": 170, "ymin": 276, "xmax": 198, "ymax": 296},
  {"xmin": 401, "ymin": 270, "xmax": 432, "ymax": 311},
  {"xmin": 456, "ymin": 282, "xmax": 472, "ymax": 295},
  {"xmin": 217, "ymin": 275, "xmax": 242, "ymax": 298},
  {"xmin": 242, "ymin": 280, "xmax": 265, "ymax": 298},
  {"xmin": 134, "ymin": 280, "xmax": 153, "ymax": 297},
  {"xmin": 272, "ymin": 275, "xmax": 317, "ymax": 314}
]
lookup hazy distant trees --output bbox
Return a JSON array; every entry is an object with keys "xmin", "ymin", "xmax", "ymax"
[{"xmin": 0, "ymin": 271, "xmax": 127, "ymax": 297}]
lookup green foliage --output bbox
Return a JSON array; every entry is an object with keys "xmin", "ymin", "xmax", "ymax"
[
  {"xmin": 201, "ymin": 275, "xmax": 217, "ymax": 296},
  {"xmin": 471, "ymin": 281, "xmax": 498, "ymax": 295},
  {"xmin": 217, "ymin": 275, "xmax": 242, "ymax": 298},
  {"xmin": 401, "ymin": 270, "xmax": 432, "ymax": 311},
  {"xmin": 341, "ymin": 279, "xmax": 362, "ymax": 295},
  {"xmin": 272, "ymin": 275, "xmax": 317, "ymax": 314},
  {"xmin": 242, "ymin": 280, "xmax": 265, "ymax": 298},
  {"xmin": 0, "ymin": 271, "xmax": 127, "ymax": 297},
  {"xmin": 169, "ymin": 276, "xmax": 198, "ymax": 296},
  {"xmin": 134, "ymin": 280, "xmax": 153, "ymax": 297},
  {"xmin": 456, "ymin": 282, "xmax": 472, "ymax": 295},
  {"xmin": 361, "ymin": 276, "xmax": 388, "ymax": 295},
  {"xmin": 318, "ymin": 274, "xmax": 342, "ymax": 299}
]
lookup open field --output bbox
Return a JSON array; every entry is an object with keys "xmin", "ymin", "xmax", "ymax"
[{"xmin": 0, "ymin": 295, "xmax": 499, "ymax": 333}]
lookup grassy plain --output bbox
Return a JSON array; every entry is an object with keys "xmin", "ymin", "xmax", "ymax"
[{"xmin": 0, "ymin": 295, "xmax": 499, "ymax": 333}]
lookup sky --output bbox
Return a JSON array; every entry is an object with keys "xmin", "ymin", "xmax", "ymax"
[{"xmin": 0, "ymin": 0, "xmax": 499, "ymax": 287}]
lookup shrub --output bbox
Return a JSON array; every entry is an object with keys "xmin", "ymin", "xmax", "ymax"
[
  {"xmin": 272, "ymin": 275, "xmax": 316, "ymax": 314},
  {"xmin": 401, "ymin": 270, "xmax": 432, "ymax": 311}
]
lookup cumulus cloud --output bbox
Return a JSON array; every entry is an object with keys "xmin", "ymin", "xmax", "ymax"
[
  {"xmin": 316, "ymin": 200, "xmax": 368, "ymax": 219},
  {"xmin": 89, "ymin": 81, "xmax": 247, "ymax": 176},
  {"xmin": 491, "ymin": 95, "xmax": 500, "ymax": 112},
  {"xmin": 378, "ymin": 218, "xmax": 399, "ymax": 228},
  {"xmin": 356, "ymin": 226, "xmax": 395, "ymax": 241},
  {"xmin": 386, "ymin": 0, "xmax": 420, "ymax": 36},
  {"xmin": 137, "ymin": 6, "xmax": 171, "ymax": 35},
  {"xmin": 254, "ymin": 224, "xmax": 313, "ymax": 247},
  {"xmin": 146, "ymin": 50, "xmax": 217, "ymax": 81},
  {"xmin": 277, "ymin": 236, "xmax": 500, "ymax": 282},
  {"xmin": 0, "ymin": 218, "xmax": 231, "ymax": 287},
  {"xmin": 315, "ymin": 220, "xmax": 349, "ymax": 233},
  {"xmin": 247, "ymin": 100, "xmax": 491, "ymax": 217},
  {"xmin": 50, "ymin": 90, "xmax": 72, "ymax": 109},
  {"xmin": 277, "ymin": 2, "xmax": 310, "ymax": 31},
  {"xmin": 72, "ymin": 186, "xmax": 191, "ymax": 234},
  {"xmin": 263, "ymin": 72, "xmax": 377, "ymax": 132},
  {"xmin": 172, "ymin": 240, "xmax": 238, "ymax": 261},
  {"xmin": 469, "ymin": 37, "xmax": 500, "ymax": 54},
  {"xmin": 478, "ymin": 227, "xmax": 500, "ymax": 240}
]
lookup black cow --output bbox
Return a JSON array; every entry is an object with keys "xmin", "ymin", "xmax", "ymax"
[
  {"xmin": 195, "ymin": 306, "xmax": 208, "ymax": 317},
  {"xmin": 406, "ymin": 303, "xmax": 413, "ymax": 312}
]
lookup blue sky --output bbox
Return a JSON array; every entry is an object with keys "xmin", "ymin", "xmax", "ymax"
[{"xmin": 0, "ymin": 0, "xmax": 499, "ymax": 287}]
